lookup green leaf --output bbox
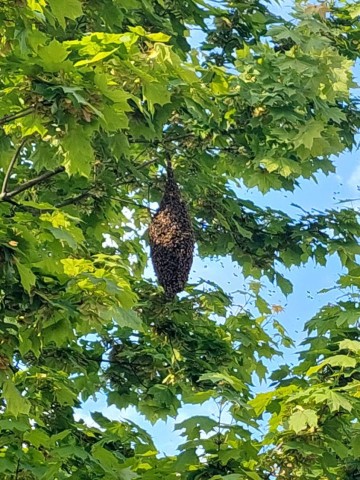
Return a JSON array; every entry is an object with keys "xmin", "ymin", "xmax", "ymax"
[
  {"xmin": 175, "ymin": 416, "xmax": 217, "ymax": 434},
  {"xmin": 327, "ymin": 391, "xmax": 352, "ymax": 412},
  {"xmin": 199, "ymin": 372, "xmax": 244, "ymax": 392},
  {"xmin": 255, "ymin": 296, "xmax": 271, "ymax": 314},
  {"xmin": 173, "ymin": 449, "xmax": 199, "ymax": 471},
  {"xmin": 351, "ymin": 435, "xmax": 360, "ymax": 457},
  {"xmin": 62, "ymin": 126, "xmax": 95, "ymax": 177},
  {"xmin": 326, "ymin": 438, "xmax": 348, "ymax": 459},
  {"xmin": 289, "ymin": 409, "xmax": 318, "ymax": 434},
  {"xmin": 111, "ymin": 307, "xmax": 144, "ymax": 331},
  {"xmin": 15, "ymin": 260, "xmax": 36, "ymax": 294},
  {"xmin": 47, "ymin": 0, "xmax": 83, "ymax": 28},
  {"xmin": 276, "ymin": 273, "xmax": 293, "ymax": 296},
  {"xmin": 75, "ymin": 48, "xmax": 119, "ymax": 67},
  {"xmin": 249, "ymin": 391, "xmax": 274, "ymax": 416},
  {"xmin": 349, "ymin": 4, "xmax": 360, "ymax": 18},
  {"xmin": 221, "ymin": 475, "xmax": 243, "ymax": 480},
  {"xmin": 99, "ymin": 105, "xmax": 129, "ymax": 131},
  {"xmin": 119, "ymin": 467, "xmax": 138, "ymax": 480},
  {"xmin": 24, "ymin": 429, "xmax": 50, "ymax": 448},
  {"xmin": 3, "ymin": 379, "xmax": 31, "ymax": 417},
  {"xmin": 92, "ymin": 444, "xmax": 120, "ymax": 472},
  {"xmin": 43, "ymin": 318, "xmax": 76, "ymax": 347},
  {"xmin": 19, "ymin": 113, "xmax": 48, "ymax": 137},
  {"xmin": 182, "ymin": 390, "xmax": 214, "ymax": 404},
  {"xmin": 145, "ymin": 32, "xmax": 171, "ymax": 42},
  {"xmin": 143, "ymin": 81, "xmax": 172, "ymax": 113},
  {"xmin": 307, "ymin": 355, "xmax": 357, "ymax": 376},
  {"xmin": 293, "ymin": 120, "xmax": 324, "ymax": 150},
  {"xmin": 339, "ymin": 339, "xmax": 360, "ymax": 353},
  {"xmin": 38, "ymin": 39, "xmax": 71, "ymax": 71}
]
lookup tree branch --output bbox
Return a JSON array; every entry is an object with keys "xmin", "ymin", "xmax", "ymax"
[
  {"xmin": 1, "ymin": 166, "xmax": 65, "ymax": 201},
  {"xmin": 1, "ymin": 138, "xmax": 28, "ymax": 197},
  {"xmin": 138, "ymin": 158, "xmax": 157, "ymax": 169},
  {"xmin": 0, "ymin": 107, "xmax": 35, "ymax": 126},
  {"xmin": 56, "ymin": 190, "xmax": 92, "ymax": 208},
  {"xmin": 57, "ymin": 189, "xmax": 153, "ymax": 213},
  {"xmin": 15, "ymin": 458, "xmax": 20, "ymax": 480},
  {"xmin": 128, "ymin": 133, "xmax": 196, "ymax": 145}
]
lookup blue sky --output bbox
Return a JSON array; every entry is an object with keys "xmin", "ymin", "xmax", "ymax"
[{"xmin": 76, "ymin": 0, "xmax": 360, "ymax": 455}]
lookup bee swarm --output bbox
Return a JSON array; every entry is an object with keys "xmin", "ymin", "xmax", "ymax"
[{"xmin": 149, "ymin": 161, "xmax": 194, "ymax": 299}]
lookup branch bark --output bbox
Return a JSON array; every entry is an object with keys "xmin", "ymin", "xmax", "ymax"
[
  {"xmin": 1, "ymin": 138, "xmax": 28, "ymax": 196},
  {"xmin": 0, "ymin": 107, "xmax": 35, "ymax": 126},
  {"xmin": 128, "ymin": 132, "xmax": 196, "ymax": 145},
  {"xmin": 56, "ymin": 190, "xmax": 92, "ymax": 208},
  {"xmin": 0, "ymin": 166, "xmax": 65, "ymax": 201}
]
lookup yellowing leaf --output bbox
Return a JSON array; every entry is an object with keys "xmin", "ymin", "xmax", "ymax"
[
  {"xmin": 146, "ymin": 32, "xmax": 171, "ymax": 42},
  {"xmin": 172, "ymin": 348, "xmax": 182, "ymax": 362},
  {"xmin": 272, "ymin": 304, "xmax": 284, "ymax": 314},
  {"xmin": 75, "ymin": 48, "xmax": 119, "ymax": 67},
  {"xmin": 27, "ymin": 0, "xmax": 46, "ymax": 12},
  {"xmin": 41, "ymin": 211, "xmax": 71, "ymax": 229},
  {"xmin": 61, "ymin": 258, "xmax": 94, "ymax": 276},
  {"xmin": 307, "ymin": 355, "xmax": 356, "ymax": 376},
  {"xmin": 339, "ymin": 339, "xmax": 360, "ymax": 353},
  {"xmin": 19, "ymin": 114, "xmax": 48, "ymax": 138},
  {"xmin": 349, "ymin": 5, "xmax": 360, "ymax": 18}
]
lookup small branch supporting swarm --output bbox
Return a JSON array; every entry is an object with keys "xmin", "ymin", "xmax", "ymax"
[{"xmin": 0, "ymin": 128, "xmax": 191, "ymax": 211}]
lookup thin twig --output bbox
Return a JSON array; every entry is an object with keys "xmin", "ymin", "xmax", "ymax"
[
  {"xmin": 15, "ymin": 458, "xmax": 20, "ymax": 480},
  {"xmin": 133, "ymin": 147, "xmax": 149, "ymax": 164},
  {"xmin": 138, "ymin": 158, "xmax": 157, "ymax": 169},
  {"xmin": 56, "ymin": 190, "xmax": 92, "ymax": 208},
  {"xmin": 2, "ymin": 166, "xmax": 65, "ymax": 200},
  {"xmin": 2, "ymin": 197, "xmax": 20, "ymax": 207},
  {"xmin": 0, "ymin": 107, "xmax": 35, "ymax": 126},
  {"xmin": 1, "ymin": 138, "xmax": 28, "ymax": 197},
  {"xmin": 108, "ymin": 195, "xmax": 153, "ymax": 212},
  {"xmin": 128, "ymin": 132, "xmax": 196, "ymax": 145}
]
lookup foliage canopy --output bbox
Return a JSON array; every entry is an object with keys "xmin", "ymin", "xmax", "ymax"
[{"xmin": 1, "ymin": 0, "xmax": 360, "ymax": 478}]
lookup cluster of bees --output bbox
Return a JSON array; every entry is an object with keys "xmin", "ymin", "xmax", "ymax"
[{"xmin": 149, "ymin": 161, "xmax": 194, "ymax": 299}]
